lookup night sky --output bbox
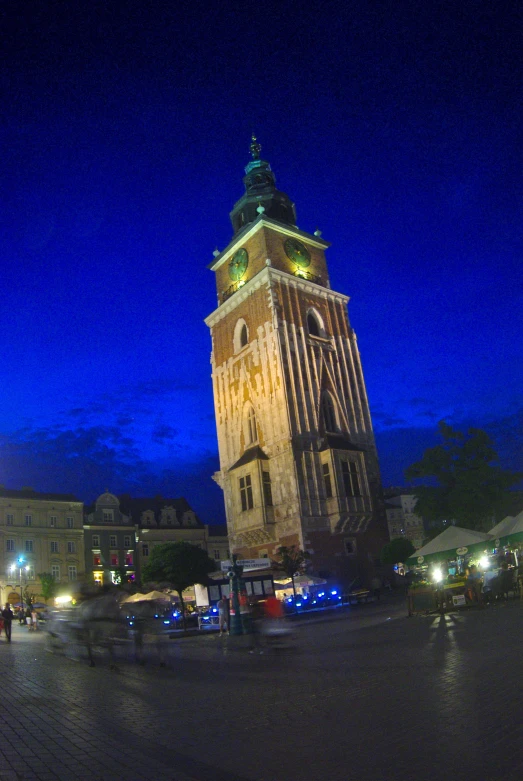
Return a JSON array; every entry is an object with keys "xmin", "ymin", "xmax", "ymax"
[{"xmin": 1, "ymin": 1, "xmax": 521, "ymax": 523}]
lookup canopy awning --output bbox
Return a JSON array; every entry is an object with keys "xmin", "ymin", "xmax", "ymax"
[
  {"xmin": 489, "ymin": 510, "xmax": 523, "ymax": 547},
  {"xmin": 406, "ymin": 526, "xmax": 493, "ymax": 566}
]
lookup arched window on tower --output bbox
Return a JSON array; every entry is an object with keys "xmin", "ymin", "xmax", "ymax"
[
  {"xmin": 321, "ymin": 392, "xmax": 337, "ymax": 433},
  {"xmin": 245, "ymin": 405, "xmax": 257, "ymax": 446},
  {"xmin": 233, "ymin": 319, "xmax": 249, "ymax": 353},
  {"xmin": 307, "ymin": 312, "xmax": 320, "ymax": 336}
]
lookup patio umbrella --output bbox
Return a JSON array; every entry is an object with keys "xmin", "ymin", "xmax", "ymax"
[{"xmin": 123, "ymin": 590, "xmax": 171, "ymax": 603}]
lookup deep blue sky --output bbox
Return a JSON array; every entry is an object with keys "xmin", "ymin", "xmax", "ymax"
[{"xmin": 1, "ymin": 1, "xmax": 521, "ymax": 522}]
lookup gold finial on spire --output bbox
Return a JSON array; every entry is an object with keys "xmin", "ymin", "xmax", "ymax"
[{"xmin": 250, "ymin": 133, "xmax": 261, "ymax": 160}]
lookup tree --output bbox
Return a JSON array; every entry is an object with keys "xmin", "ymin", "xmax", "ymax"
[
  {"xmin": 405, "ymin": 421, "xmax": 522, "ymax": 532},
  {"xmin": 38, "ymin": 572, "xmax": 58, "ymax": 603},
  {"xmin": 141, "ymin": 542, "xmax": 215, "ymax": 630},
  {"xmin": 273, "ymin": 545, "xmax": 310, "ymax": 611},
  {"xmin": 380, "ymin": 537, "xmax": 415, "ymax": 566}
]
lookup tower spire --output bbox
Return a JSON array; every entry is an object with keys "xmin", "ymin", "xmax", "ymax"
[
  {"xmin": 250, "ymin": 133, "xmax": 262, "ymax": 160},
  {"xmin": 229, "ymin": 135, "xmax": 297, "ymax": 235}
]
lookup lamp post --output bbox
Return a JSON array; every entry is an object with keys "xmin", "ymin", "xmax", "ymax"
[
  {"xmin": 227, "ymin": 554, "xmax": 253, "ymax": 636},
  {"xmin": 228, "ymin": 555, "xmax": 244, "ymax": 636},
  {"xmin": 10, "ymin": 556, "xmax": 26, "ymax": 611}
]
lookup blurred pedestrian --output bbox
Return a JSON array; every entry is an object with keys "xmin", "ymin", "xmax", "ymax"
[
  {"xmin": 18, "ymin": 607, "xmax": 25, "ymax": 625},
  {"xmin": 263, "ymin": 595, "xmax": 283, "ymax": 620},
  {"xmin": 371, "ymin": 575, "xmax": 382, "ymax": 601},
  {"xmin": 2, "ymin": 604, "xmax": 14, "ymax": 642},
  {"xmin": 217, "ymin": 597, "xmax": 228, "ymax": 636},
  {"xmin": 31, "ymin": 607, "xmax": 39, "ymax": 630}
]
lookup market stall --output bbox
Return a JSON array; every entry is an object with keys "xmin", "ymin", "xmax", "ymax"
[{"xmin": 405, "ymin": 526, "xmax": 493, "ymax": 614}]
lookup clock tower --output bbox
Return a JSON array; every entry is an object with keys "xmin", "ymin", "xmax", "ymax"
[{"xmin": 205, "ymin": 137, "xmax": 387, "ymax": 583}]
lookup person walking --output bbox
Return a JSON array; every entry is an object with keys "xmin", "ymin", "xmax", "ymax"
[
  {"xmin": 217, "ymin": 597, "xmax": 229, "ymax": 636},
  {"xmin": 2, "ymin": 603, "xmax": 14, "ymax": 642}
]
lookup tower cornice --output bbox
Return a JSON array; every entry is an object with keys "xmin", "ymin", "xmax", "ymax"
[
  {"xmin": 208, "ymin": 215, "xmax": 330, "ymax": 273},
  {"xmin": 204, "ymin": 265, "xmax": 349, "ymax": 328}
]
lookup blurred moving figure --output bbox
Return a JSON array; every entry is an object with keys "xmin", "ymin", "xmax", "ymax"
[{"xmin": 2, "ymin": 604, "xmax": 13, "ymax": 642}]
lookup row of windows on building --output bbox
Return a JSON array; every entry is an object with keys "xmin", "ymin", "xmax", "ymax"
[
  {"xmin": 3, "ymin": 515, "xmax": 76, "ymax": 527},
  {"xmin": 6, "ymin": 540, "xmax": 78, "ymax": 554},
  {"xmin": 91, "ymin": 534, "xmax": 133, "ymax": 548},
  {"xmin": 9, "ymin": 564, "xmax": 78, "ymax": 581},
  {"xmin": 238, "ymin": 461, "xmax": 361, "ymax": 512},
  {"xmin": 5, "ymin": 537, "xmax": 226, "ymax": 560},
  {"xmin": 93, "ymin": 553, "xmax": 134, "ymax": 567}
]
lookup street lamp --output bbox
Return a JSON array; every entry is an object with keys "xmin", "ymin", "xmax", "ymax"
[{"xmin": 10, "ymin": 556, "xmax": 26, "ymax": 611}]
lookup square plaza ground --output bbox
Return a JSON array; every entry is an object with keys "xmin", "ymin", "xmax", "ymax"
[{"xmin": 0, "ymin": 596, "xmax": 521, "ymax": 781}]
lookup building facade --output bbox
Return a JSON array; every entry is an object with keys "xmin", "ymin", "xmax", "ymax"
[
  {"xmin": 84, "ymin": 492, "xmax": 137, "ymax": 586},
  {"xmin": 205, "ymin": 137, "xmax": 387, "ymax": 584},
  {"xmin": 0, "ymin": 487, "xmax": 85, "ymax": 604},
  {"xmin": 385, "ymin": 493, "xmax": 425, "ymax": 550},
  {"xmin": 117, "ymin": 495, "xmax": 228, "ymax": 580}
]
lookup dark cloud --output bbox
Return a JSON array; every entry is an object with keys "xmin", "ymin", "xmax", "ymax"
[
  {"xmin": 116, "ymin": 416, "xmax": 135, "ymax": 427},
  {"xmin": 151, "ymin": 424, "xmax": 178, "ymax": 444},
  {"xmin": 0, "ymin": 424, "xmax": 224, "ymax": 523}
]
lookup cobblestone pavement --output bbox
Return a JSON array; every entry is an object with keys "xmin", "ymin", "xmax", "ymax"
[{"xmin": 0, "ymin": 596, "xmax": 522, "ymax": 781}]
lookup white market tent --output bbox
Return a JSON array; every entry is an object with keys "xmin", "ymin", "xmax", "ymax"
[
  {"xmin": 406, "ymin": 525, "xmax": 492, "ymax": 566},
  {"xmin": 488, "ymin": 510, "xmax": 523, "ymax": 546}
]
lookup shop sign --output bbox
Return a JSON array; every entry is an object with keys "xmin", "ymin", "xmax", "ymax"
[
  {"xmin": 221, "ymin": 559, "xmax": 270, "ymax": 572},
  {"xmin": 456, "ymin": 547, "xmax": 468, "ymax": 555},
  {"xmin": 417, "ymin": 556, "xmax": 424, "ymax": 564},
  {"xmin": 452, "ymin": 595, "xmax": 466, "ymax": 607}
]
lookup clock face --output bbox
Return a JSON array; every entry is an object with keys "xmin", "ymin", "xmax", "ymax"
[
  {"xmin": 228, "ymin": 248, "xmax": 249, "ymax": 281},
  {"xmin": 284, "ymin": 238, "xmax": 311, "ymax": 268}
]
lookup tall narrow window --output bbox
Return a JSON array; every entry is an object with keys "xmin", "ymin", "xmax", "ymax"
[
  {"xmin": 24, "ymin": 515, "xmax": 32, "ymax": 527},
  {"xmin": 342, "ymin": 461, "xmax": 361, "ymax": 497},
  {"xmin": 245, "ymin": 406, "xmax": 257, "ymax": 445},
  {"xmin": 322, "ymin": 463, "xmax": 333, "ymax": 498},
  {"xmin": 240, "ymin": 324, "xmax": 248, "ymax": 348},
  {"xmin": 239, "ymin": 475, "xmax": 253, "ymax": 511},
  {"xmin": 68, "ymin": 565, "xmax": 77, "ymax": 582},
  {"xmin": 25, "ymin": 540, "xmax": 33, "ymax": 553},
  {"xmin": 67, "ymin": 541, "xmax": 76, "ymax": 554},
  {"xmin": 142, "ymin": 543, "xmax": 149, "ymax": 557},
  {"xmin": 67, "ymin": 516, "xmax": 74, "ymax": 528},
  {"xmin": 50, "ymin": 541, "xmax": 59, "ymax": 554},
  {"xmin": 262, "ymin": 472, "xmax": 273, "ymax": 507},
  {"xmin": 51, "ymin": 565, "xmax": 60, "ymax": 580},
  {"xmin": 321, "ymin": 393, "xmax": 337, "ymax": 432},
  {"xmin": 6, "ymin": 514, "xmax": 13, "ymax": 526},
  {"xmin": 6, "ymin": 539, "xmax": 14, "ymax": 552},
  {"xmin": 49, "ymin": 516, "xmax": 57, "ymax": 527}
]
